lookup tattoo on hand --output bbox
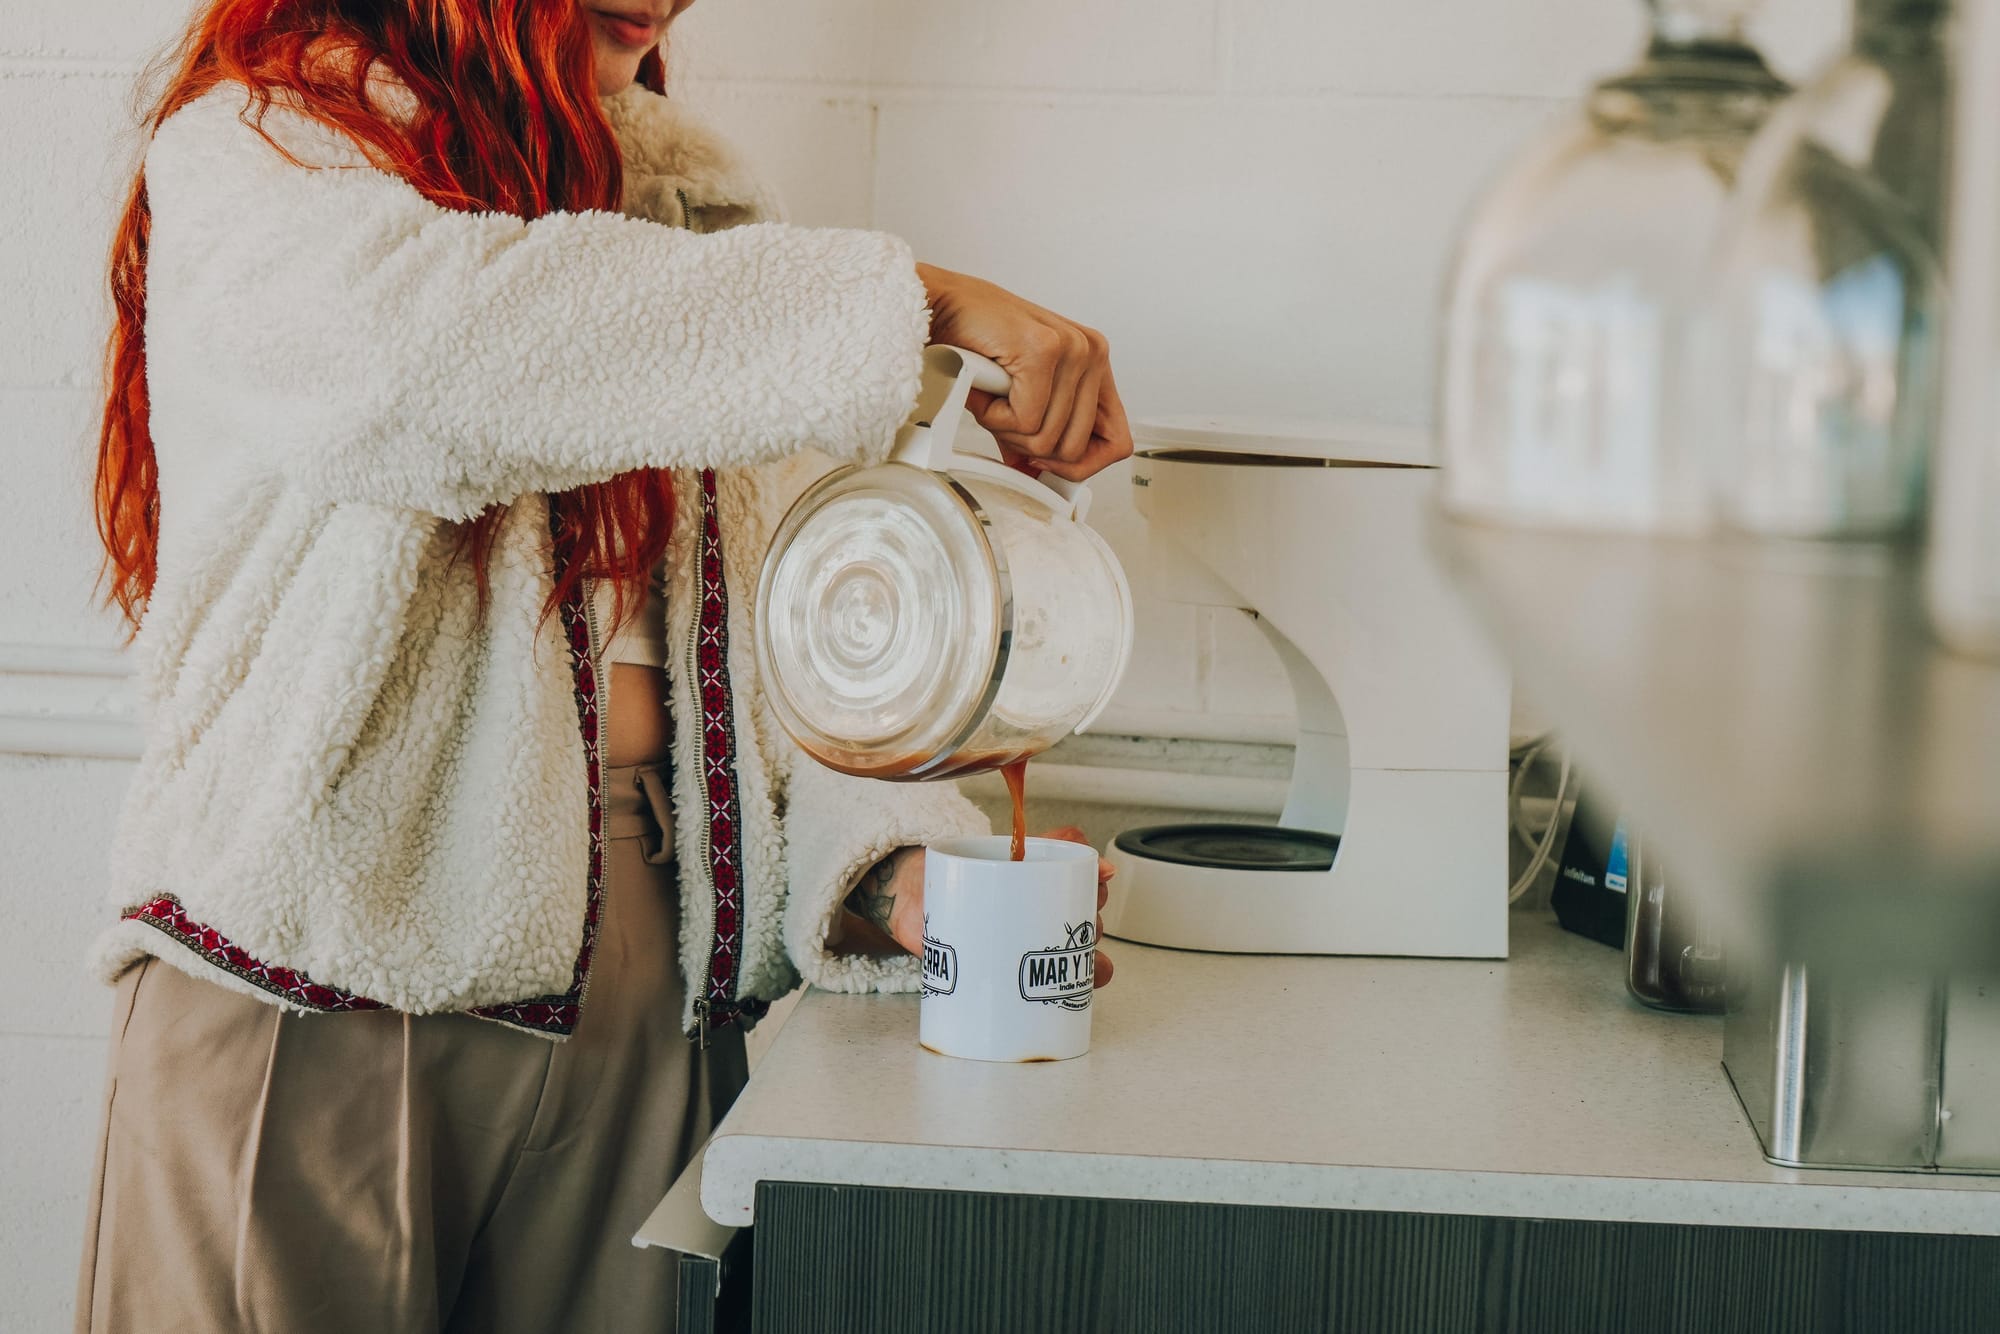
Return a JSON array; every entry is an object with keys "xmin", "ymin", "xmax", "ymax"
[{"xmin": 846, "ymin": 856, "xmax": 901, "ymax": 935}]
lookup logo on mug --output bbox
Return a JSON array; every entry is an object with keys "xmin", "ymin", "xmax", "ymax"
[
  {"xmin": 1018, "ymin": 921, "xmax": 1095, "ymax": 1010},
  {"xmin": 920, "ymin": 916, "xmax": 957, "ymax": 997}
]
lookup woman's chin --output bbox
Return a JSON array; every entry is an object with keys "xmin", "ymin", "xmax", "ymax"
[{"xmin": 591, "ymin": 49, "xmax": 645, "ymax": 96}]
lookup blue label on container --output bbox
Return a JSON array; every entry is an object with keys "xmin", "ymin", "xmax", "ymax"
[{"xmin": 1605, "ymin": 819, "xmax": 1630, "ymax": 895}]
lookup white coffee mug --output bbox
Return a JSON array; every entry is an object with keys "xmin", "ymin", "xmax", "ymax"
[{"xmin": 918, "ymin": 835, "xmax": 1099, "ymax": 1063}]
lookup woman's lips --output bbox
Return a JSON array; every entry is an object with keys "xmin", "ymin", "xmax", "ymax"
[{"xmin": 590, "ymin": 9, "xmax": 662, "ymax": 49}]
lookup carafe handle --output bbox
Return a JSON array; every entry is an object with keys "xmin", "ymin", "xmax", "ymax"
[{"xmin": 891, "ymin": 345, "xmax": 1095, "ymax": 521}]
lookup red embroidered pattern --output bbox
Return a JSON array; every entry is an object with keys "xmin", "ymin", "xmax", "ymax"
[
  {"xmin": 469, "ymin": 508, "xmax": 606, "ymax": 1036},
  {"xmin": 124, "ymin": 895, "xmax": 386, "ymax": 1012},
  {"xmin": 122, "ymin": 503, "xmax": 606, "ymax": 1037},
  {"xmin": 694, "ymin": 469, "xmax": 764, "ymax": 1029}
]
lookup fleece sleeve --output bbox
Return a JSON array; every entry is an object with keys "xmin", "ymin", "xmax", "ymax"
[
  {"xmin": 778, "ymin": 753, "xmax": 991, "ymax": 995},
  {"xmin": 140, "ymin": 89, "xmax": 929, "ymax": 520}
]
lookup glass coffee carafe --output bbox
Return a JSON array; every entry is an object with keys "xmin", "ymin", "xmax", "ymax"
[{"xmin": 755, "ymin": 346, "xmax": 1133, "ymax": 781}]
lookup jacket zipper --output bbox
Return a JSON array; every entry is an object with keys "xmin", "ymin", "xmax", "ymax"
[
  {"xmin": 668, "ymin": 204, "xmax": 736, "ymax": 1049},
  {"xmin": 584, "ymin": 574, "xmax": 613, "ymax": 736}
]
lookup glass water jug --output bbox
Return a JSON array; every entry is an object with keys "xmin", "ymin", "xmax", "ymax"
[
  {"xmin": 1622, "ymin": 828, "xmax": 1726, "ymax": 1013},
  {"xmin": 1698, "ymin": 0, "xmax": 1951, "ymax": 538},
  {"xmin": 756, "ymin": 346, "xmax": 1133, "ymax": 780},
  {"xmin": 1931, "ymin": 0, "xmax": 2000, "ymax": 657},
  {"xmin": 1439, "ymin": 0, "xmax": 1789, "ymax": 533}
]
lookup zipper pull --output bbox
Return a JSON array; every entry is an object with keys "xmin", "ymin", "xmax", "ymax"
[{"xmin": 692, "ymin": 997, "xmax": 711, "ymax": 1050}]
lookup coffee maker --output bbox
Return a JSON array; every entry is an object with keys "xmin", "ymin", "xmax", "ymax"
[{"xmin": 1103, "ymin": 419, "xmax": 1512, "ymax": 958}]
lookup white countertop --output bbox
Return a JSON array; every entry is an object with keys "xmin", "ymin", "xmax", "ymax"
[{"xmin": 697, "ymin": 914, "xmax": 2000, "ymax": 1235}]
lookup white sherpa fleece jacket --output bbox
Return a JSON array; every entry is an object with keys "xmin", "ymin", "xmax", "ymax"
[{"xmin": 92, "ymin": 81, "xmax": 989, "ymax": 1036}]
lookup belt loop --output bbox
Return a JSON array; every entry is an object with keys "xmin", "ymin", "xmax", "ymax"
[{"xmin": 634, "ymin": 763, "xmax": 676, "ymax": 866}]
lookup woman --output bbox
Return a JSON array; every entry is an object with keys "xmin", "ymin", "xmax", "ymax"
[{"xmin": 77, "ymin": 2, "xmax": 1130, "ymax": 1329}]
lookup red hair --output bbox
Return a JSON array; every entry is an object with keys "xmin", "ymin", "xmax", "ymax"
[{"xmin": 95, "ymin": 0, "xmax": 673, "ymax": 635}]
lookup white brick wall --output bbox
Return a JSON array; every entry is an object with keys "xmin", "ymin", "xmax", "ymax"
[
  {"xmin": 2, "ymin": 1, "xmax": 1845, "ymax": 1324},
  {"xmin": 0, "ymin": 755, "xmax": 133, "ymax": 1327},
  {"xmin": 3, "ymin": 7, "xmax": 185, "ymax": 1318}
]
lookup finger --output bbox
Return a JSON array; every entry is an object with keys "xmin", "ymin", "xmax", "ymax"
[
  {"xmin": 994, "ymin": 327, "xmax": 1089, "ymax": 460},
  {"xmin": 1033, "ymin": 437, "xmax": 1125, "ymax": 483},
  {"xmin": 1051, "ymin": 329, "xmax": 1110, "ymax": 466},
  {"xmin": 1096, "ymin": 350, "xmax": 1131, "ymax": 441},
  {"xmin": 1052, "ymin": 359, "xmax": 1106, "ymax": 466},
  {"xmin": 1092, "ymin": 354, "xmax": 1133, "ymax": 465},
  {"xmin": 1094, "ymin": 948, "xmax": 1115, "ymax": 988},
  {"xmin": 1033, "ymin": 358, "xmax": 1135, "ymax": 482},
  {"xmin": 1011, "ymin": 324, "xmax": 1089, "ymax": 461},
  {"xmin": 969, "ymin": 327, "xmax": 1063, "ymax": 438},
  {"xmin": 1097, "ymin": 879, "xmax": 1110, "ymax": 911}
]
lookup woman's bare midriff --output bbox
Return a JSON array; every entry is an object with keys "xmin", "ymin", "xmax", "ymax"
[{"xmin": 606, "ymin": 663, "xmax": 674, "ymax": 768}]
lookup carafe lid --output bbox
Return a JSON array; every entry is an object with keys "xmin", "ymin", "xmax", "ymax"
[{"xmin": 757, "ymin": 462, "xmax": 1004, "ymax": 774}]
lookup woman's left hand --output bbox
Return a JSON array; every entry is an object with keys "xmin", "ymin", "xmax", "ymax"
[{"xmin": 843, "ymin": 829, "xmax": 1116, "ymax": 988}]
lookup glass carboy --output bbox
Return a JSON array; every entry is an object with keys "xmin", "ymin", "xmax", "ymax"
[
  {"xmin": 1622, "ymin": 829, "xmax": 1726, "ymax": 1012},
  {"xmin": 1699, "ymin": 0, "xmax": 1951, "ymax": 537},
  {"xmin": 1930, "ymin": 0, "xmax": 2000, "ymax": 657},
  {"xmin": 756, "ymin": 346, "xmax": 1133, "ymax": 780},
  {"xmin": 1439, "ymin": 0, "xmax": 1789, "ymax": 533}
]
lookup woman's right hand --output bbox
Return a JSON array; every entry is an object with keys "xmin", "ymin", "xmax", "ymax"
[{"xmin": 917, "ymin": 263, "xmax": 1133, "ymax": 483}]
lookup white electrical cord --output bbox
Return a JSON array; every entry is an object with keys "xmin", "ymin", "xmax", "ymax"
[{"xmin": 1507, "ymin": 734, "xmax": 1572, "ymax": 904}]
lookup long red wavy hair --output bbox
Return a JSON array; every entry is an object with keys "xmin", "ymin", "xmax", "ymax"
[{"xmin": 95, "ymin": 0, "xmax": 672, "ymax": 634}]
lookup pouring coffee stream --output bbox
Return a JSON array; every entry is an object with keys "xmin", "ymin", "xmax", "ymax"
[{"xmin": 1003, "ymin": 759, "xmax": 1029, "ymax": 862}]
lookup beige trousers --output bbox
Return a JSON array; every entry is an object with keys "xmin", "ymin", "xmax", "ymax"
[{"xmin": 74, "ymin": 762, "xmax": 748, "ymax": 1334}]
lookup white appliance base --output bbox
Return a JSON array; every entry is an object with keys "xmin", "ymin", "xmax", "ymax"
[{"xmin": 1103, "ymin": 768, "xmax": 1510, "ymax": 959}]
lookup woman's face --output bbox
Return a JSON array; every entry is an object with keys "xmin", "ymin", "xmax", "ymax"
[{"xmin": 580, "ymin": 2, "xmax": 691, "ymax": 95}]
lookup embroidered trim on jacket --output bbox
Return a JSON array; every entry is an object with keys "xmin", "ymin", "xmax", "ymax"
[
  {"xmin": 471, "ymin": 509, "xmax": 608, "ymax": 1036},
  {"xmin": 123, "ymin": 895, "xmax": 387, "ymax": 1012},
  {"xmin": 694, "ymin": 469, "xmax": 766, "ymax": 1030}
]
